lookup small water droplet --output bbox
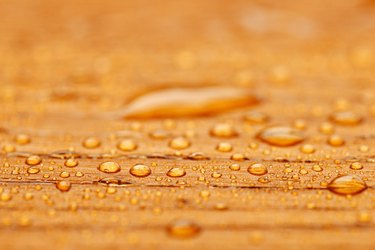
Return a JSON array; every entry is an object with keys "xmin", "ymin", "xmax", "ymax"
[
  {"xmin": 327, "ymin": 175, "xmax": 367, "ymax": 195},
  {"xmin": 216, "ymin": 142, "xmax": 233, "ymax": 152},
  {"xmin": 56, "ymin": 180, "xmax": 71, "ymax": 192},
  {"xmin": 25, "ymin": 155, "xmax": 42, "ymax": 166},
  {"xmin": 82, "ymin": 137, "xmax": 101, "ymax": 149},
  {"xmin": 129, "ymin": 164, "xmax": 151, "ymax": 177},
  {"xmin": 167, "ymin": 167, "xmax": 186, "ymax": 177},
  {"xmin": 117, "ymin": 139, "xmax": 138, "ymax": 151},
  {"xmin": 229, "ymin": 163, "xmax": 241, "ymax": 171},
  {"xmin": 350, "ymin": 162, "xmax": 363, "ymax": 170},
  {"xmin": 166, "ymin": 219, "xmax": 201, "ymax": 239},
  {"xmin": 98, "ymin": 161, "xmax": 121, "ymax": 173},
  {"xmin": 0, "ymin": 192, "xmax": 12, "ymax": 201},
  {"xmin": 247, "ymin": 163, "xmax": 268, "ymax": 176},
  {"xmin": 319, "ymin": 122, "xmax": 335, "ymax": 134},
  {"xmin": 14, "ymin": 133, "xmax": 31, "ymax": 145},
  {"xmin": 300, "ymin": 144, "xmax": 315, "ymax": 154},
  {"xmin": 210, "ymin": 123, "xmax": 238, "ymax": 138},
  {"xmin": 327, "ymin": 135, "xmax": 345, "ymax": 146},
  {"xmin": 64, "ymin": 158, "xmax": 79, "ymax": 168},
  {"xmin": 27, "ymin": 167, "xmax": 40, "ymax": 174},
  {"xmin": 256, "ymin": 126, "xmax": 304, "ymax": 146},
  {"xmin": 243, "ymin": 111, "xmax": 269, "ymax": 124},
  {"xmin": 168, "ymin": 137, "xmax": 191, "ymax": 150},
  {"xmin": 2, "ymin": 144, "xmax": 16, "ymax": 153},
  {"xmin": 230, "ymin": 153, "xmax": 247, "ymax": 161},
  {"xmin": 312, "ymin": 164, "xmax": 323, "ymax": 172}
]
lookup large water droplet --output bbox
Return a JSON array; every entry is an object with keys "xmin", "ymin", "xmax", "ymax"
[
  {"xmin": 330, "ymin": 111, "xmax": 363, "ymax": 126},
  {"xmin": 104, "ymin": 86, "xmax": 259, "ymax": 119},
  {"xmin": 327, "ymin": 175, "xmax": 367, "ymax": 195}
]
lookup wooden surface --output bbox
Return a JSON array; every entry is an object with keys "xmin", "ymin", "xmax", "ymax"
[{"xmin": 1, "ymin": 0, "xmax": 375, "ymax": 249}]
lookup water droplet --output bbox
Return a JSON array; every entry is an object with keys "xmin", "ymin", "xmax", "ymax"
[
  {"xmin": 64, "ymin": 158, "xmax": 79, "ymax": 168},
  {"xmin": 327, "ymin": 175, "xmax": 367, "ymax": 195},
  {"xmin": 256, "ymin": 126, "xmax": 304, "ymax": 146},
  {"xmin": 105, "ymin": 86, "xmax": 259, "ymax": 119},
  {"xmin": 300, "ymin": 144, "xmax": 315, "ymax": 154},
  {"xmin": 82, "ymin": 137, "xmax": 101, "ymax": 149},
  {"xmin": 98, "ymin": 161, "xmax": 121, "ymax": 173},
  {"xmin": 129, "ymin": 164, "xmax": 151, "ymax": 177},
  {"xmin": 229, "ymin": 163, "xmax": 241, "ymax": 171},
  {"xmin": 149, "ymin": 129, "xmax": 171, "ymax": 139},
  {"xmin": 168, "ymin": 137, "xmax": 190, "ymax": 150},
  {"xmin": 243, "ymin": 111, "xmax": 269, "ymax": 124},
  {"xmin": 312, "ymin": 164, "xmax": 323, "ymax": 172},
  {"xmin": 247, "ymin": 163, "xmax": 268, "ymax": 175},
  {"xmin": 319, "ymin": 122, "xmax": 335, "ymax": 134},
  {"xmin": 56, "ymin": 180, "xmax": 71, "ymax": 192},
  {"xmin": 210, "ymin": 123, "xmax": 238, "ymax": 138},
  {"xmin": 293, "ymin": 119, "xmax": 306, "ymax": 130},
  {"xmin": 14, "ymin": 133, "xmax": 31, "ymax": 145},
  {"xmin": 327, "ymin": 135, "xmax": 345, "ymax": 146},
  {"xmin": 350, "ymin": 162, "xmax": 363, "ymax": 170},
  {"xmin": 60, "ymin": 171, "xmax": 70, "ymax": 178},
  {"xmin": 216, "ymin": 142, "xmax": 233, "ymax": 152},
  {"xmin": 167, "ymin": 167, "xmax": 186, "ymax": 177},
  {"xmin": 2, "ymin": 144, "xmax": 16, "ymax": 153},
  {"xmin": 0, "ymin": 192, "xmax": 12, "ymax": 201},
  {"xmin": 25, "ymin": 155, "xmax": 42, "ymax": 166},
  {"xmin": 117, "ymin": 139, "xmax": 138, "ymax": 151},
  {"xmin": 330, "ymin": 111, "xmax": 363, "ymax": 125},
  {"xmin": 185, "ymin": 152, "xmax": 210, "ymax": 160},
  {"xmin": 230, "ymin": 153, "xmax": 246, "ymax": 161},
  {"xmin": 211, "ymin": 171, "xmax": 222, "ymax": 178},
  {"xmin": 27, "ymin": 167, "xmax": 40, "ymax": 174},
  {"xmin": 166, "ymin": 219, "xmax": 201, "ymax": 239},
  {"xmin": 358, "ymin": 212, "xmax": 372, "ymax": 223}
]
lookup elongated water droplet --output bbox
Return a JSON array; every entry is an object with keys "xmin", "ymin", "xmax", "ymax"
[
  {"xmin": 327, "ymin": 175, "xmax": 367, "ymax": 195},
  {"xmin": 129, "ymin": 164, "xmax": 151, "ymax": 177},
  {"xmin": 105, "ymin": 86, "xmax": 259, "ymax": 119},
  {"xmin": 167, "ymin": 219, "xmax": 201, "ymax": 239},
  {"xmin": 98, "ymin": 161, "xmax": 121, "ymax": 173},
  {"xmin": 330, "ymin": 111, "xmax": 363, "ymax": 126}
]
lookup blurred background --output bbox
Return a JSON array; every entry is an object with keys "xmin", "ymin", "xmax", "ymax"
[{"xmin": 0, "ymin": 0, "xmax": 374, "ymax": 121}]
